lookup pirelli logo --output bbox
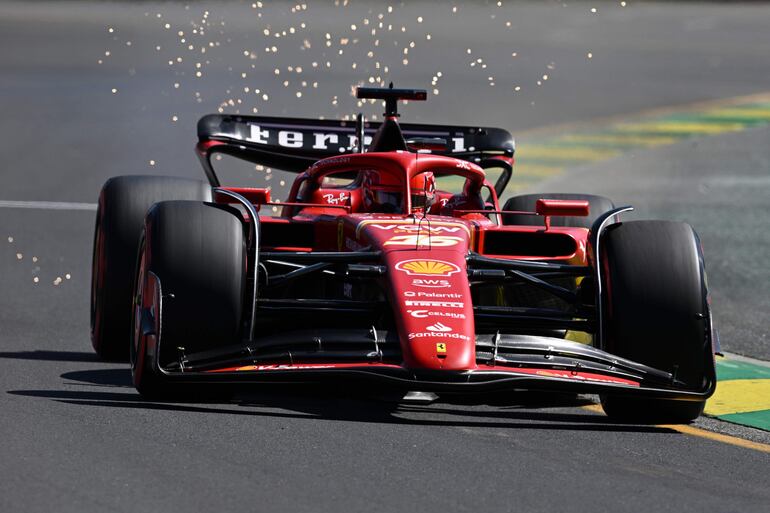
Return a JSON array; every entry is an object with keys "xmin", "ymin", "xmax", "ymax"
[{"xmin": 404, "ymin": 300, "xmax": 464, "ymax": 308}]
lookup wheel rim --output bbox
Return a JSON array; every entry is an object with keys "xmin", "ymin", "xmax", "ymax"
[{"xmin": 131, "ymin": 240, "xmax": 149, "ymax": 386}]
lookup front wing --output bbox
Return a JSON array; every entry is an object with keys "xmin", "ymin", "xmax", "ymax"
[{"xmin": 148, "ymin": 331, "xmax": 715, "ymax": 402}]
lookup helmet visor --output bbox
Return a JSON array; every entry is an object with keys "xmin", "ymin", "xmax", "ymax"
[
  {"xmin": 411, "ymin": 192, "xmax": 429, "ymax": 208},
  {"xmin": 372, "ymin": 190, "xmax": 402, "ymax": 213}
]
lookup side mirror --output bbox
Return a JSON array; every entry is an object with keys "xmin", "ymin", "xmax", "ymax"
[
  {"xmin": 536, "ymin": 199, "xmax": 589, "ymax": 230},
  {"xmin": 535, "ymin": 199, "xmax": 590, "ymax": 217},
  {"xmin": 216, "ymin": 187, "xmax": 271, "ymax": 205}
]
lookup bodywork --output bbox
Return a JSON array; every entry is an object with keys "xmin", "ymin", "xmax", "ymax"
[{"xmin": 138, "ymin": 91, "xmax": 716, "ymax": 402}]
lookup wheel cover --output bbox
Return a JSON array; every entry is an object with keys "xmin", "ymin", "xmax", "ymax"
[{"xmin": 131, "ymin": 245, "xmax": 161, "ymax": 388}]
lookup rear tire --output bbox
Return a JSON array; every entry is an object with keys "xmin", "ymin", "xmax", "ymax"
[
  {"xmin": 91, "ymin": 176, "xmax": 211, "ymax": 360},
  {"xmin": 501, "ymin": 193, "xmax": 614, "ymax": 228},
  {"xmin": 599, "ymin": 220, "xmax": 713, "ymax": 423},
  {"xmin": 131, "ymin": 201, "xmax": 245, "ymax": 400}
]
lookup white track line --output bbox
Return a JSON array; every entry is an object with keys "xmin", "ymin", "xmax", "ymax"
[{"xmin": 0, "ymin": 200, "xmax": 97, "ymax": 211}]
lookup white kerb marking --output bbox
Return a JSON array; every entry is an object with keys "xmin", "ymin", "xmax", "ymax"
[{"xmin": 0, "ymin": 200, "xmax": 97, "ymax": 211}]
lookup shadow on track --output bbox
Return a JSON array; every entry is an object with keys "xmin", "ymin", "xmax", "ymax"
[
  {"xmin": 7, "ymin": 372, "xmax": 676, "ymax": 434},
  {"xmin": 62, "ymin": 368, "xmax": 132, "ymax": 387},
  {"xmin": 0, "ymin": 350, "xmax": 99, "ymax": 363}
]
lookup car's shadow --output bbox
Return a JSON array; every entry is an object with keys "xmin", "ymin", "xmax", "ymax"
[
  {"xmin": 0, "ymin": 350, "xmax": 101, "ymax": 363},
  {"xmin": 3, "ymin": 354, "xmax": 677, "ymax": 434}
]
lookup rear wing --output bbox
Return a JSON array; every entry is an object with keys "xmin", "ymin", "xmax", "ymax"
[{"xmin": 196, "ymin": 114, "xmax": 514, "ymax": 186}]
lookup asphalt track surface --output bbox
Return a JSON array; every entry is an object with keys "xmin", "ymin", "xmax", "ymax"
[{"xmin": 1, "ymin": 2, "xmax": 770, "ymax": 512}]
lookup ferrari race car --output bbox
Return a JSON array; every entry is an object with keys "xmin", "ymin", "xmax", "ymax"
[{"xmin": 91, "ymin": 86, "xmax": 717, "ymax": 422}]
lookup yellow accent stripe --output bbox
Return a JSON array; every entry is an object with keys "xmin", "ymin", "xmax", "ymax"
[
  {"xmin": 506, "ymin": 93, "xmax": 770, "ymax": 200},
  {"xmin": 563, "ymin": 331, "xmax": 593, "ymax": 345},
  {"xmin": 703, "ymin": 108, "xmax": 770, "ymax": 120},
  {"xmin": 513, "ymin": 90, "xmax": 770, "ymax": 140},
  {"xmin": 705, "ymin": 379, "xmax": 770, "ymax": 416},
  {"xmin": 581, "ymin": 404, "xmax": 770, "ymax": 454},
  {"xmin": 517, "ymin": 145, "xmax": 620, "ymax": 162},
  {"xmin": 615, "ymin": 121, "xmax": 746, "ymax": 134},
  {"xmin": 581, "ymin": 404, "xmax": 604, "ymax": 414},
  {"xmin": 659, "ymin": 424, "xmax": 770, "ymax": 454},
  {"xmin": 556, "ymin": 133, "xmax": 679, "ymax": 147}
]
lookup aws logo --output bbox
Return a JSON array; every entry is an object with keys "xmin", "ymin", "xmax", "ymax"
[
  {"xmin": 412, "ymin": 278, "xmax": 451, "ymax": 288},
  {"xmin": 395, "ymin": 259, "xmax": 461, "ymax": 277}
]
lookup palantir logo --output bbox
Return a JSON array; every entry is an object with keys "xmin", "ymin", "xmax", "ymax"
[{"xmin": 426, "ymin": 322, "xmax": 452, "ymax": 333}]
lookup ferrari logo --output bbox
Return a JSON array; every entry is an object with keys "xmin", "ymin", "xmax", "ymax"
[{"xmin": 436, "ymin": 343, "xmax": 447, "ymax": 353}]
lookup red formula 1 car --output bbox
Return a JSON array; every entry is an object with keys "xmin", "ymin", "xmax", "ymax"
[{"xmin": 91, "ymin": 87, "xmax": 716, "ymax": 422}]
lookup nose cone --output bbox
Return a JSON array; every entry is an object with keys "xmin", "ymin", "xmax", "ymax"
[
  {"xmin": 359, "ymin": 218, "xmax": 477, "ymax": 371},
  {"xmin": 392, "ymin": 257, "xmax": 474, "ymax": 370}
]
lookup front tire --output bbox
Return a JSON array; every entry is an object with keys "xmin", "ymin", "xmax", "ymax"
[
  {"xmin": 91, "ymin": 176, "xmax": 211, "ymax": 360},
  {"xmin": 599, "ymin": 220, "xmax": 714, "ymax": 423},
  {"xmin": 131, "ymin": 200, "xmax": 245, "ymax": 399}
]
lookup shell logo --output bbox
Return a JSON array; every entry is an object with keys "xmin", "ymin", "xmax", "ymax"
[{"xmin": 395, "ymin": 259, "xmax": 461, "ymax": 277}]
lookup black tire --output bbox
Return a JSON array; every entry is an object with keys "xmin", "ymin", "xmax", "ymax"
[
  {"xmin": 131, "ymin": 201, "xmax": 245, "ymax": 399},
  {"xmin": 501, "ymin": 193, "xmax": 615, "ymax": 228},
  {"xmin": 91, "ymin": 176, "xmax": 211, "ymax": 360},
  {"xmin": 599, "ymin": 221, "xmax": 713, "ymax": 423}
]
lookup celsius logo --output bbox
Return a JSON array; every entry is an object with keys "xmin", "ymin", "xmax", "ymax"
[
  {"xmin": 395, "ymin": 259, "xmax": 461, "ymax": 277},
  {"xmin": 426, "ymin": 322, "xmax": 452, "ymax": 333},
  {"xmin": 408, "ymin": 310, "xmax": 466, "ymax": 320}
]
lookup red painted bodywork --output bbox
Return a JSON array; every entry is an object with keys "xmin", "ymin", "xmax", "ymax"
[{"xmin": 212, "ymin": 149, "xmax": 596, "ymax": 378}]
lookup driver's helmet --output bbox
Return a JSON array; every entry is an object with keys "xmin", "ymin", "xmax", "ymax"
[
  {"xmin": 362, "ymin": 170, "xmax": 436, "ymax": 214},
  {"xmin": 362, "ymin": 169, "xmax": 402, "ymax": 213},
  {"xmin": 409, "ymin": 172, "xmax": 436, "ymax": 213}
]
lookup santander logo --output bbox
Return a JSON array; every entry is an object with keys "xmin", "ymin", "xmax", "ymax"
[{"xmin": 426, "ymin": 322, "xmax": 452, "ymax": 333}]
